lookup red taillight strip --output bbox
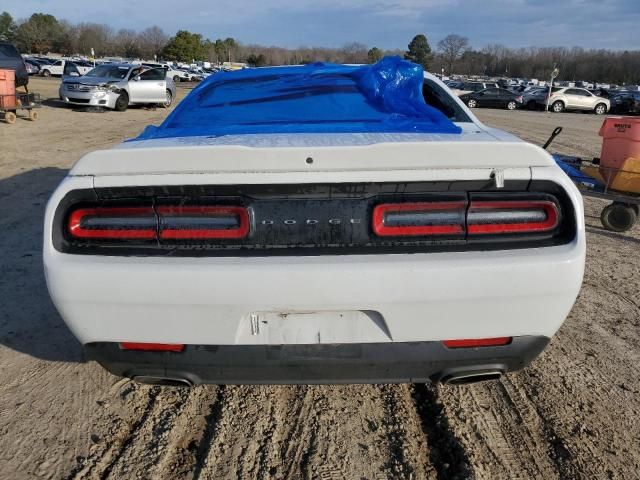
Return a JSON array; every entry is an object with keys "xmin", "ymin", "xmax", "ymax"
[
  {"xmin": 68, "ymin": 207, "xmax": 157, "ymax": 239},
  {"xmin": 120, "ymin": 342, "xmax": 185, "ymax": 352},
  {"xmin": 443, "ymin": 337, "xmax": 512, "ymax": 348},
  {"xmin": 158, "ymin": 206, "xmax": 250, "ymax": 239},
  {"xmin": 372, "ymin": 202, "xmax": 466, "ymax": 237},
  {"xmin": 467, "ymin": 200, "xmax": 559, "ymax": 234}
]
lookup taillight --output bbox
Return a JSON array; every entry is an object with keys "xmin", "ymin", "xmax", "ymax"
[
  {"xmin": 67, "ymin": 207, "xmax": 156, "ymax": 239},
  {"xmin": 443, "ymin": 337, "xmax": 512, "ymax": 348},
  {"xmin": 467, "ymin": 200, "xmax": 559, "ymax": 234},
  {"xmin": 372, "ymin": 198, "xmax": 560, "ymax": 237},
  {"xmin": 67, "ymin": 205, "xmax": 250, "ymax": 241},
  {"xmin": 158, "ymin": 206, "xmax": 250, "ymax": 239},
  {"xmin": 372, "ymin": 202, "xmax": 466, "ymax": 237}
]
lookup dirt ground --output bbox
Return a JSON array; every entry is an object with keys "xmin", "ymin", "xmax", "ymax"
[{"xmin": 1, "ymin": 77, "xmax": 639, "ymax": 480}]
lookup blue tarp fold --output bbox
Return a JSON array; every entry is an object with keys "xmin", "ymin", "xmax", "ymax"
[{"xmin": 134, "ymin": 57, "xmax": 461, "ymax": 140}]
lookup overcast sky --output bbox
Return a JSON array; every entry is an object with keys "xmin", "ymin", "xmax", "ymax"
[{"xmin": 4, "ymin": 0, "xmax": 640, "ymax": 50}]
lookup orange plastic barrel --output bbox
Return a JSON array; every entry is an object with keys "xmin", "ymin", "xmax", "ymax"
[
  {"xmin": 598, "ymin": 116, "xmax": 640, "ymax": 180},
  {"xmin": 0, "ymin": 69, "xmax": 16, "ymax": 110}
]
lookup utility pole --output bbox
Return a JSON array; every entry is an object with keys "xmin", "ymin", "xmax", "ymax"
[{"xmin": 546, "ymin": 64, "xmax": 560, "ymax": 112}]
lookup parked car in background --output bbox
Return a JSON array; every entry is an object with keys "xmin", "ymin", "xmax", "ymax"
[
  {"xmin": 40, "ymin": 60, "xmax": 93, "ymax": 77},
  {"xmin": 522, "ymin": 87, "xmax": 563, "ymax": 110},
  {"xmin": 444, "ymin": 80, "xmax": 464, "ymax": 90},
  {"xmin": 59, "ymin": 63, "xmax": 176, "ymax": 111},
  {"xmin": 589, "ymin": 88, "xmax": 611, "ymax": 98},
  {"xmin": 610, "ymin": 91, "xmax": 640, "ymax": 115},
  {"xmin": 142, "ymin": 63, "xmax": 191, "ymax": 83},
  {"xmin": 0, "ymin": 42, "xmax": 29, "ymax": 87},
  {"xmin": 188, "ymin": 67, "xmax": 212, "ymax": 80},
  {"xmin": 24, "ymin": 58, "xmax": 40, "ymax": 75},
  {"xmin": 30, "ymin": 57, "xmax": 56, "ymax": 65},
  {"xmin": 548, "ymin": 87, "xmax": 610, "ymax": 114},
  {"xmin": 451, "ymin": 81, "xmax": 499, "ymax": 96},
  {"xmin": 174, "ymin": 68, "xmax": 196, "ymax": 81},
  {"xmin": 459, "ymin": 87, "xmax": 523, "ymax": 110},
  {"xmin": 183, "ymin": 69, "xmax": 205, "ymax": 81},
  {"xmin": 509, "ymin": 85, "xmax": 527, "ymax": 93}
]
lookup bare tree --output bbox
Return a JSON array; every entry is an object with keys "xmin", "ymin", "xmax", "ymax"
[
  {"xmin": 437, "ymin": 34, "xmax": 469, "ymax": 74},
  {"xmin": 341, "ymin": 42, "xmax": 368, "ymax": 64},
  {"xmin": 75, "ymin": 22, "xmax": 113, "ymax": 56},
  {"xmin": 114, "ymin": 29, "xmax": 140, "ymax": 58},
  {"xmin": 138, "ymin": 26, "xmax": 168, "ymax": 60}
]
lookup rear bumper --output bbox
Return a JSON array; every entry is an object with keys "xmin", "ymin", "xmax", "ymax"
[
  {"xmin": 46, "ymin": 241, "xmax": 584, "ymax": 345},
  {"xmin": 86, "ymin": 336, "xmax": 549, "ymax": 385}
]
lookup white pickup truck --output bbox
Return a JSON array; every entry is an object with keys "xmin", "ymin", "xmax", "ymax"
[{"xmin": 43, "ymin": 59, "xmax": 585, "ymax": 386}]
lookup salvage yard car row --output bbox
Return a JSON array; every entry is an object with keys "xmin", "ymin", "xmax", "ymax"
[
  {"xmin": 444, "ymin": 80, "xmax": 639, "ymax": 115},
  {"xmin": 21, "ymin": 55, "xmax": 218, "ymax": 83}
]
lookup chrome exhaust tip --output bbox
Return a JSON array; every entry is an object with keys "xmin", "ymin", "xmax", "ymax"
[
  {"xmin": 441, "ymin": 370, "xmax": 503, "ymax": 385},
  {"xmin": 132, "ymin": 375, "xmax": 193, "ymax": 387}
]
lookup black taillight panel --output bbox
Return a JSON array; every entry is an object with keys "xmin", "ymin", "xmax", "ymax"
[{"xmin": 53, "ymin": 180, "xmax": 576, "ymax": 256}]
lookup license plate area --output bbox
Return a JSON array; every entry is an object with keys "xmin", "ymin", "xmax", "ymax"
[{"xmin": 234, "ymin": 310, "xmax": 392, "ymax": 345}]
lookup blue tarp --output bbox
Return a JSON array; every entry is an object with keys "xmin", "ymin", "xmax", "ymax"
[
  {"xmin": 134, "ymin": 57, "xmax": 462, "ymax": 140},
  {"xmin": 552, "ymin": 154, "xmax": 603, "ymax": 189}
]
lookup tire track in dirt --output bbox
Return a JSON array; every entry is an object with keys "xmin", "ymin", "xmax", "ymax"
[
  {"xmin": 64, "ymin": 383, "xmax": 160, "ymax": 480},
  {"xmin": 190, "ymin": 384, "xmax": 441, "ymax": 479},
  {"xmin": 188, "ymin": 386, "xmax": 227, "ymax": 479},
  {"xmin": 194, "ymin": 385, "xmax": 308, "ymax": 479},
  {"xmin": 145, "ymin": 385, "xmax": 225, "ymax": 479},
  {"xmin": 109, "ymin": 387, "xmax": 196, "ymax": 478},
  {"xmin": 497, "ymin": 377, "xmax": 575, "ymax": 479},
  {"xmin": 411, "ymin": 383, "xmax": 474, "ymax": 480},
  {"xmin": 64, "ymin": 384, "xmax": 227, "ymax": 480},
  {"xmin": 377, "ymin": 384, "xmax": 438, "ymax": 480},
  {"xmin": 436, "ymin": 380, "xmax": 562, "ymax": 480}
]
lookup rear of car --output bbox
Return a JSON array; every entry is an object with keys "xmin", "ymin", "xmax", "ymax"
[
  {"xmin": 0, "ymin": 42, "xmax": 28, "ymax": 88},
  {"xmin": 44, "ymin": 59, "xmax": 585, "ymax": 386},
  {"xmin": 24, "ymin": 58, "xmax": 40, "ymax": 75}
]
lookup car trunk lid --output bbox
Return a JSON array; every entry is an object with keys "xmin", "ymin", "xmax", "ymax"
[{"xmin": 71, "ymin": 132, "xmax": 552, "ymax": 180}]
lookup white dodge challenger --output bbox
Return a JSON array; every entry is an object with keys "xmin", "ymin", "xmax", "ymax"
[{"xmin": 44, "ymin": 58, "xmax": 585, "ymax": 386}]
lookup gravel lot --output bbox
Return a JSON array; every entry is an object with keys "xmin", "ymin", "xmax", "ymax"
[{"xmin": 1, "ymin": 77, "xmax": 639, "ymax": 480}]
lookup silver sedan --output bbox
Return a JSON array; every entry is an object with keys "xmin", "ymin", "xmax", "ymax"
[{"xmin": 59, "ymin": 63, "xmax": 177, "ymax": 111}]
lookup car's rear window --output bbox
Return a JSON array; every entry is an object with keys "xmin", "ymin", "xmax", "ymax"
[
  {"xmin": 423, "ymin": 79, "xmax": 471, "ymax": 122},
  {"xmin": 136, "ymin": 58, "xmax": 462, "ymax": 140}
]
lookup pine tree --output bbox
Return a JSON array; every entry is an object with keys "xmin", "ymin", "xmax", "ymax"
[{"xmin": 405, "ymin": 34, "xmax": 432, "ymax": 69}]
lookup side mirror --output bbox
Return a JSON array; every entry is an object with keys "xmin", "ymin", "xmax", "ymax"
[
  {"xmin": 69, "ymin": 71, "xmax": 80, "ymax": 77},
  {"xmin": 133, "ymin": 75, "xmax": 140, "ymax": 81}
]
